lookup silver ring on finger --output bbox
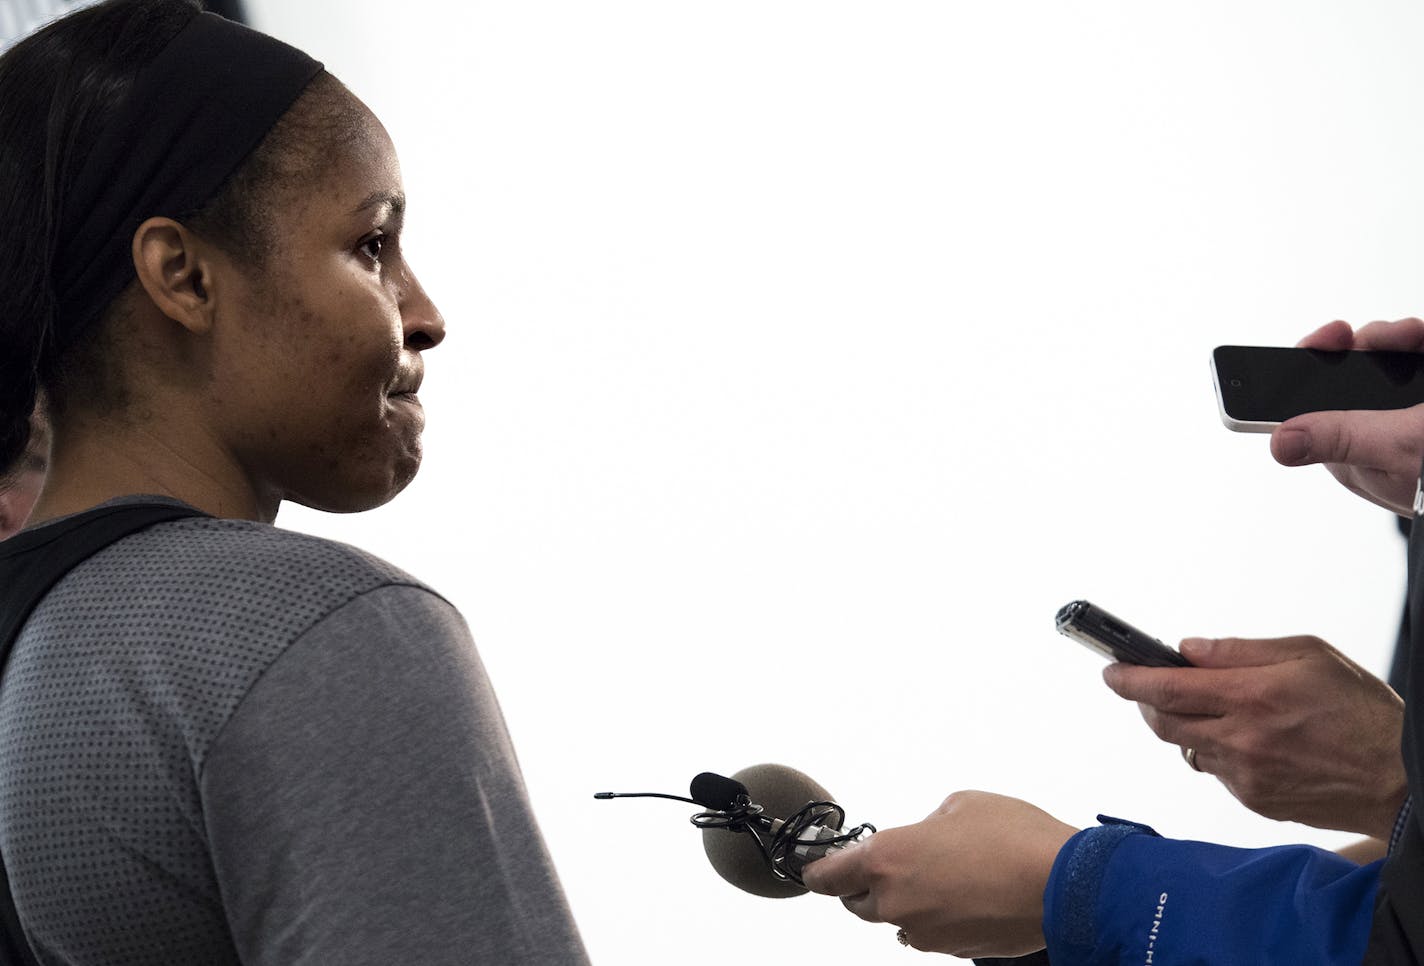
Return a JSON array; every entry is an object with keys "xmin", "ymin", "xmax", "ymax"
[{"xmin": 1183, "ymin": 746, "xmax": 1203, "ymax": 772}]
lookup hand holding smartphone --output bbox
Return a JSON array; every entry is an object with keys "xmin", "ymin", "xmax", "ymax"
[{"xmin": 1211, "ymin": 345, "xmax": 1424, "ymax": 432}]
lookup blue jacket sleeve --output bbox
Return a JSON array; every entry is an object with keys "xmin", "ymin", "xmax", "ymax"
[{"xmin": 1044, "ymin": 817, "xmax": 1382, "ymax": 965}]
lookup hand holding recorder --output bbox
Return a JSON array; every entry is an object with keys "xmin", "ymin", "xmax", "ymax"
[
  {"xmin": 1103, "ymin": 634, "xmax": 1406, "ymax": 839},
  {"xmin": 801, "ymin": 791, "xmax": 1077, "ymax": 958},
  {"xmin": 1059, "ymin": 599, "xmax": 1405, "ymax": 838}
]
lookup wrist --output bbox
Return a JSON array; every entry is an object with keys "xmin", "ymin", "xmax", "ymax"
[
  {"xmin": 1020, "ymin": 820, "xmax": 1078, "ymax": 951},
  {"xmin": 1363, "ymin": 774, "xmax": 1410, "ymax": 841}
]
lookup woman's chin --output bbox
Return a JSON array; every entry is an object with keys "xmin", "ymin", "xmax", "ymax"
[{"xmin": 287, "ymin": 452, "xmax": 423, "ymax": 515}]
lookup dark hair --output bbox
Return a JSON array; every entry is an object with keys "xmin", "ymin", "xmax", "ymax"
[
  {"xmin": 0, "ymin": 0, "xmax": 349, "ymax": 473},
  {"xmin": 0, "ymin": 0, "xmax": 190, "ymax": 471}
]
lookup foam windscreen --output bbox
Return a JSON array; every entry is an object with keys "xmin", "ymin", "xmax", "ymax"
[{"xmin": 700, "ymin": 763, "xmax": 832, "ymax": 898}]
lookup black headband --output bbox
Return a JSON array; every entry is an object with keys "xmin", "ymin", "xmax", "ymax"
[{"xmin": 53, "ymin": 10, "xmax": 324, "ymax": 348}]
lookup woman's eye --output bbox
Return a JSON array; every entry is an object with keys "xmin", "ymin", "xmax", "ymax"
[{"xmin": 359, "ymin": 233, "xmax": 386, "ymax": 263}]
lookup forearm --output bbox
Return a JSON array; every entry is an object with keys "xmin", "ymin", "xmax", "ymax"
[{"xmin": 1046, "ymin": 818, "xmax": 1382, "ymax": 965}]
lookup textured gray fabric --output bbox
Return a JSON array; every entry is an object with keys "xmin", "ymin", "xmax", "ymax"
[{"xmin": 0, "ymin": 504, "xmax": 588, "ymax": 965}]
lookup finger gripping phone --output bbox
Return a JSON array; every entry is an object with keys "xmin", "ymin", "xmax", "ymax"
[
  {"xmin": 1055, "ymin": 600, "xmax": 1191, "ymax": 667},
  {"xmin": 1211, "ymin": 345, "xmax": 1424, "ymax": 433}
]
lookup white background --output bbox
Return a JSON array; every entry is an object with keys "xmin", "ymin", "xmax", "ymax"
[{"xmin": 244, "ymin": 2, "xmax": 1424, "ymax": 962}]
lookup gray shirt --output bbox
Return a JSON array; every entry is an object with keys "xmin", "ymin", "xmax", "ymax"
[{"xmin": 0, "ymin": 501, "xmax": 589, "ymax": 965}]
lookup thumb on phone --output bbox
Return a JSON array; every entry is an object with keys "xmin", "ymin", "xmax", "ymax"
[{"xmin": 1271, "ymin": 405, "xmax": 1424, "ymax": 516}]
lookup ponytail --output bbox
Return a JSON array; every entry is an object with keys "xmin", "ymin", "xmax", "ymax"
[{"xmin": 0, "ymin": 0, "xmax": 200, "ymax": 471}]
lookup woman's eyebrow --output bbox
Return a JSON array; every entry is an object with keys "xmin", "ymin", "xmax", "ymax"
[{"xmin": 351, "ymin": 189, "xmax": 406, "ymax": 218}]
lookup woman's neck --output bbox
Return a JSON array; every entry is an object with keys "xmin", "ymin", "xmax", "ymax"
[{"xmin": 29, "ymin": 414, "xmax": 278, "ymax": 525}]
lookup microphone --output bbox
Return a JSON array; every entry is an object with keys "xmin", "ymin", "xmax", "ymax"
[
  {"xmin": 690, "ymin": 771, "xmax": 749, "ymax": 812},
  {"xmin": 596, "ymin": 763, "xmax": 874, "ymax": 899}
]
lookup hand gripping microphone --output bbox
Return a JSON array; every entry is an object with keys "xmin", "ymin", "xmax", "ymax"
[{"xmin": 596, "ymin": 763, "xmax": 875, "ymax": 898}]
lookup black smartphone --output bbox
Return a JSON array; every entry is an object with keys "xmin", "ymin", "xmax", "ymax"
[
  {"xmin": 1211, "ymin": 345, "xmax": 1424, "ymax": 433},
  {"xmin": 1054, "ymin": 599, "xmax": 1190, "ymax": 668}
]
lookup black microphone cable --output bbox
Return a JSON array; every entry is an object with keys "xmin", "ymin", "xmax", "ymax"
[{"xmin": 597, "ymin": 771, "xmax": 874, "ymax": 887}]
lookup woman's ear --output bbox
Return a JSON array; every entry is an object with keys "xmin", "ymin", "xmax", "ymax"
[{"xmin": 130, "ymin": 217, "xmax": 219, "ymax": 335}]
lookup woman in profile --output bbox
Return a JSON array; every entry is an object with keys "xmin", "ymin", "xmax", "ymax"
[{"xmin": 0, "ymin": 2, "xmax": 589, "ymax": 963}]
